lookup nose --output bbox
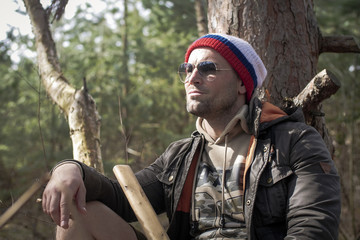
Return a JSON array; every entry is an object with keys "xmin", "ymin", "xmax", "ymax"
[{"xmin": 186, "ymin": 68, "xmax": 202, "ymax": 85}]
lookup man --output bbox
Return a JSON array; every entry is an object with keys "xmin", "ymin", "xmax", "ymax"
[{"xmin": 42, "ymin": 33, "xmax": 341, "ymax": 239}]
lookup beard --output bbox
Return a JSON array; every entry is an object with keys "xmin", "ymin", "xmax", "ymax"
[{"xmin": 186, "ymin": 91, "xmax": 238, "ymax": 119}]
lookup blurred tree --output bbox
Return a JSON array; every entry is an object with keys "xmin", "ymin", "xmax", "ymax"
[{"xmin": 195, "ymin": 0, "xmax": 208, "ymax": 36}]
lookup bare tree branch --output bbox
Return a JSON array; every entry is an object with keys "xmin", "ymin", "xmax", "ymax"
[
  {"xmin": 293, "ymin": 69, "xmax": 341, "ymax": 114},
  {"xmin": 23, "ymin": 0, "xmax": 75, "ymax": 115},
  {"xmin": 320, "ymin": 35, "xmax": 360, "ymax": 53},
  {"xmin": 46, "ymin": 0, "xmax": 69, "ymax": 22}
]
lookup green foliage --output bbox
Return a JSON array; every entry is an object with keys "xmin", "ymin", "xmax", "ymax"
[
  {"xmin": 0, "ymin": 33, "xmax": 71, "ymax": 239},
  {"xmin": 1, "ymin": 0, "xmax": 198, "ymax": 237}
]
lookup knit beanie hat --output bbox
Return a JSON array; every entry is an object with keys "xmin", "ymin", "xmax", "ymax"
[{"xmin": 185, "ymin": 33, "xmax": 267, "ymax": 102}]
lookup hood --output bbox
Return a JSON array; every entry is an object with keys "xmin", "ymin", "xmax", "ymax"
[
  {"xmin": 196, "ymin": 105, "xmax": 250, "ymax": 144},
  {"xmin": 247, "ymin": 87, "xmax": 305, "ymax": 137}
]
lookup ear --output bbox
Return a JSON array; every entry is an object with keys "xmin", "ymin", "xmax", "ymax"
[{"xmin": 238, "ymin": 79, "xmax": 247, "ymax": 95}]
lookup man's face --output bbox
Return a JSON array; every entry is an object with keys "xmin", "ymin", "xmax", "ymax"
[{"xmin": 185, "ymin": 48, "xmax": 246, "ymax": 120}]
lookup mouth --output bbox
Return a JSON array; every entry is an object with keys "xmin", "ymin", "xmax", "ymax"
[{"xmin": 187, "ymin": 89, "xmax": 205, "ymax": 97}]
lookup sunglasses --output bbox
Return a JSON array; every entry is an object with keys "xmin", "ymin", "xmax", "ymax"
[{"xmin": 178, "ymin": 61, "xmax": 232, "ymax": 83}]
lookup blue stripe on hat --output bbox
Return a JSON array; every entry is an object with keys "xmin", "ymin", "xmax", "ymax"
[{"xmin": 200, "ymin": 34, "xmax": 258, "ymax": 88}]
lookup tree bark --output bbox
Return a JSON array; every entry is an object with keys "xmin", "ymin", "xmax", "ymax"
[{"xmin": 23, "ymin": 0, "xmax": 103, "ymax": 172}]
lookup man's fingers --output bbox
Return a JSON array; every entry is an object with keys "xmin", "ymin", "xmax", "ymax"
[
  {"xmin": 48, "ymin": 193, "xmax": 61, "ymax": 226},
  {"xmin": 41, "ymin": 192, "xmax": 47, "ymax": 213},
  {"xmin": 40, "ymin": 163, "xmax": 85, "ymax": 227},
  {"xmin": 59, "ymin": 194, "xmax": 71, "ymax": 229},
  {"xmin": 75, "ymin": 183, "xmax": 87, "ymax": 214}
]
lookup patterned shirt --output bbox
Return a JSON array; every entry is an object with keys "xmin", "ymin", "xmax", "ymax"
[{"xmin": 191, "ymin": 106, "xmax": 251, "ymax": 239}]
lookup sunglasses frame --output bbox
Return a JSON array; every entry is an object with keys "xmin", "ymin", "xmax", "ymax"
[{"xmin": 178, "ymin": 61, "xmax": 233, "ymax": 83}]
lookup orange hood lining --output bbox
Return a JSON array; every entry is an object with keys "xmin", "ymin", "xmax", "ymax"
[{"xmin": 260, "ymin": 102, "xmax": 287, "ymax": 123}]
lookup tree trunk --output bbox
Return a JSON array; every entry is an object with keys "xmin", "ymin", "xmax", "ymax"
[
  {"xmin": 23, "ymin": 0, "xmax": 103, "ymax": 173},
  {"xmin": 207, "ymin": 0, "xmax": 335, "ymax": 153}
]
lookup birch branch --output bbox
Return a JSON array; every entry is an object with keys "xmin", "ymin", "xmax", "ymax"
[{"xmin": 23, "ymin": 0, "xmax": 103, "ymax": 172}]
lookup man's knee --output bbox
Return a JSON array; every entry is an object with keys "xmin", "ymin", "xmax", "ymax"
[
  {"xmin": 57, "ymin": 201, "xmax": 138, "ymax": 240},
  {"xmin": 85, "ymin": 201, "xmax": 108, "ymax": 213},
  {"xmin": 81, "ymin": 201, "xmax": 139, "ymax": 240}
]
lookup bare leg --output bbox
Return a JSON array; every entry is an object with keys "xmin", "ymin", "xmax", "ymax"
[{"xmin": 56, "ymin": 201, "xmax": 138, "ymax": 240}]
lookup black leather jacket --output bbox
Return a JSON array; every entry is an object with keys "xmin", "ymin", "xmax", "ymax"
[{"xmin": 77, "ymin": 93, "xmax": 341, "ymax": 240}]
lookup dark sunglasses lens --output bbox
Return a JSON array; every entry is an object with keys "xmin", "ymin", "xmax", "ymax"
[
  {"xmin": 178, "ymin": 61, "xmax": 217, "ymax": 82},
  {"xmin": 179, "ymin": 63, "xmax": 192, "ymax": 72},
  {"xmin": 178, "ymin": 63, "xmax": 193, "ymax": 82},
  {"xmin": 198, "ymin": 61, "xmax": 217, "ymax": 75}
]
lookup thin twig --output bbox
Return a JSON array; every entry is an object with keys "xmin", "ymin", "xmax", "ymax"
[
  {"xmin": 37, "ymin": 74, "xmax": 49, "ymax": 171},
  {"xmin": 118, "ymin": 94, "xmax": 129, "ymax": 164},
  {"xmin": 83, "ymin": 77, "xmax": 88, "ymax": 93},
  {"xmin": 16, "ymin": 70, "xmax": 39, "ymax": 93}
]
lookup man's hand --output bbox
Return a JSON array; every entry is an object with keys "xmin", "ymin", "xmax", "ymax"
[{"xmin": 42, "ymin": 163, "xmax": 87, "ymax": 229}]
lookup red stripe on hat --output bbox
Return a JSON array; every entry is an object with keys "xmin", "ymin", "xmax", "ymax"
[{"xmin": 185, "ymin": 37, "xmax": 254, "ymax": 101}]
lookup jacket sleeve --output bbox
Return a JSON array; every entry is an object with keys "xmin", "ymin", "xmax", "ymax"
[
  {"xmin": 285, "ymin": 124, "xmax": 341, "ymax": 239},
  {"xmin": 62, "ymin": 158, "xmax": 166, "ymax": 222},
  {"xmin": 57, "ymin": 137, "xmax": 194, "ymax": 223}
]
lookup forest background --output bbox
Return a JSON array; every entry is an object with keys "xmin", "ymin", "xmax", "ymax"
[{"xmin": 0, "ymin": 0, "xmax": 359, "ymax": 239}]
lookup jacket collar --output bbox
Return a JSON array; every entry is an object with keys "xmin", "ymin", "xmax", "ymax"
[{"xmin": 247, "ymin": 87, "xmax": 305, "ymax": 137}]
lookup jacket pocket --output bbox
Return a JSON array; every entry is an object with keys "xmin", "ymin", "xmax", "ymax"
[
  {"xmin": 157, "ymin": 168, "xmax": 177, "ymax": 186},
  {"xmin": 254, "ymin": 163, "xmax": 293, "ymax": 225},
  {"xmin": 156, "ymin": 167, "xmax": 180, "ymax": 204},
  {"xmin": 156, "ymin": 168, "xmax": 177, "ymax": 217}
]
